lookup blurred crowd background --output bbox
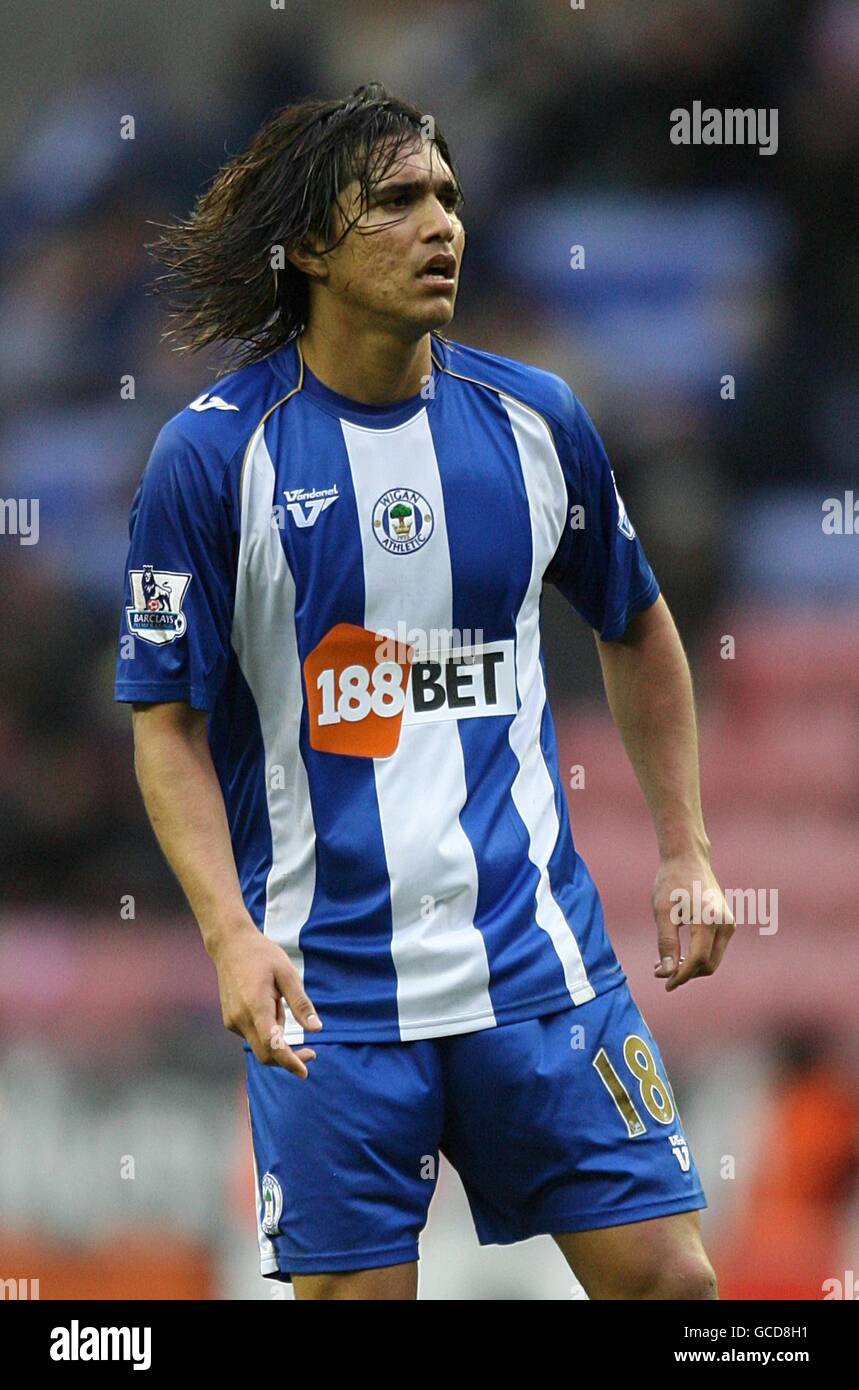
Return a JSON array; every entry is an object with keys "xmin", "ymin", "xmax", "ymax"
[{"xmin": 1, "ymin": 0, "xmax": 858, "ymax": 1299}]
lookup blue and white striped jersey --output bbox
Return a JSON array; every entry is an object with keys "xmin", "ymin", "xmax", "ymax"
[{"xmin": 115, "ymin": 334, "xmax": 660, "ymax": 1042}]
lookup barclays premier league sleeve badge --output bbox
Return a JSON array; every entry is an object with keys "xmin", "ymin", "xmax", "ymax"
[{"xmin": 126, "ymin": 566, "xmax": 192, "ymax": 645}]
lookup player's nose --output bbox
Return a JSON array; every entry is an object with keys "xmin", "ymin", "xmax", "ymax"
[{"xmin": 421, "ymin": 197, "xmax": 457, "ymax": 243}]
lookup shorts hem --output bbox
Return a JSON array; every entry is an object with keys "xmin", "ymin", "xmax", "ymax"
[
  {"xmin": 475, "ymin": 1191, "xmax": 708, "ymax": 1246},
  {"xmin": 259, "ymin": 1242, "xmax": 419, "ymax": 1279}
]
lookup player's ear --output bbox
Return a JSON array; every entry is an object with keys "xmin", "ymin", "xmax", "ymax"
[{"xmin": 285, "ymin": 241, "xmax": 329, "ymax": 283}]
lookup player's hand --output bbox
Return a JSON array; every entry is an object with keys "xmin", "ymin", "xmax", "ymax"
[
  {"xmin": 208, "ymin": 922, "xmax": 323, "ymax": 1076},
  {"xmin": 651, "ymin": 853, "xmax": 735, "ymax": 992}
]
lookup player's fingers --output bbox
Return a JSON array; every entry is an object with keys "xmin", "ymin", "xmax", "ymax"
[
  {"xmin": 274, "ymin": 962, "xmax": 323, "ymax": 1033},
  {"xmin": 653, "ymin": 917, "xmax": 681, "ymax": 978},
  {"xmin": 705, "ymin": 917, "xmax": 736, "ymax": 975},
  {"xmin": 665, "ymin": 923, "xmax": 717, "ymax": 991},
  {"xmin": 240, "ymin": 1014, "xmax": 272, "ymax": 1064},
  {"xmin": 248, "ymin": 990, "xmax": 283, "ymax": 1057},
  {"xmin": 241, "ymin": 991, "xmax": 301, "ymax": 1073},
  {"xmin": 247, "ymin": 994, "xmax": 290, "ymax": 1064},
  {"xmin": 247, "ymin": 1000, "xmax": 316, "ymax": 1077},
  {"xmin": 253, "ymin": 1035, "xmax": 314, "ymax": 1077},
  {"xmin": 254, "ymin": 980, "xmax": 321, "ymax": 1077},
  {"xmin": 273, "ymin": 1044, "xmax": 317, "ymax": 1078}
]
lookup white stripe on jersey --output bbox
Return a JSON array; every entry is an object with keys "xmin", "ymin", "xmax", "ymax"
[
  {"xmin": 341, "ymin": 412, "xmax": 495, "ymax": 1040},
  {"xmin": 233, "ymin": 426, "xmax": 316, "ymax": 1043},
  {"xmin": 501, "ymin": 395, "xmax": 595, "ymax": 1005}
]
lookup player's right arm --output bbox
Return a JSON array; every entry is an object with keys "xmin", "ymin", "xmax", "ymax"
[
  {"xmin": 115, "ymin": 416, "xmax": 320, "ymax": 1075},
  {"xmin": 131, "ymin": 698, "xmax": 322, "ymax": 1076},
  {"xmin": 544, "ymin": 383, "xmax": 732, "ymax": 991}
]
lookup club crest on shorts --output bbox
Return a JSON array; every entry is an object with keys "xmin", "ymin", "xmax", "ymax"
[
  {"xmin": 372, "ymin": 487, "xmax": 434, "ymax": 554},
  {"xmin": 126, "ymin": 566, "xmax": 191, "ymax": 645},
  {"xmin": 260, "ymin": 1172, "xmax": 283, "ymax": 1236}
]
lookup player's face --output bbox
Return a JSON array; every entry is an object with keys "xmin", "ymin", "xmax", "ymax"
[{"xmin": 324, "ymin": 138, "xmax": 465, "ymax": 337}]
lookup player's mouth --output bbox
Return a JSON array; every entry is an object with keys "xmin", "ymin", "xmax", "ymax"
[{"xmin": 417, "ymin": 252, "xmax": 457, "ymax": 291}]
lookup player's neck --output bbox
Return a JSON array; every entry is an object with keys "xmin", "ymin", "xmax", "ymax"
[{"xmin": 297, "ymin": 319, "xmax": 433, "ymax": 406}]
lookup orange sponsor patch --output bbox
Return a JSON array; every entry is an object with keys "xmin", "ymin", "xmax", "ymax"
[{"xmin": 303, "ymin": 621, "xmax": 414, "ymax": 758}]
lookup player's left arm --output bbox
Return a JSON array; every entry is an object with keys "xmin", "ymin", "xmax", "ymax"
[{"xmin": 593, "ymin": 594, "xmax": 735, "ymax": 992}]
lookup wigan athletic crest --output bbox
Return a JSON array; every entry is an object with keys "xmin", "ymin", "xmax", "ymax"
[
  {"xmin": 261, "ymin": 1171, "xmax": 283, "ymax": 1237},
  {"xmin": 125, "ymin": 565, "xmax": 191, "ymax": 645},
  {"xmin": 372, "ymin": 487, "xmax": 434, "ymax": 554}
]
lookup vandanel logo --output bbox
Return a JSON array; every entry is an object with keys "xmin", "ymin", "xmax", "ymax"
[{"xmin": 303, "ymin": 622, "xmax": 516, "ymax": 758}]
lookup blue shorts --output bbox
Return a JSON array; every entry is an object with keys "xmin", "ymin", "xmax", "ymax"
[{"xmin": 244, "ymin": 979, "xmax": 706, "ymax": 1279}]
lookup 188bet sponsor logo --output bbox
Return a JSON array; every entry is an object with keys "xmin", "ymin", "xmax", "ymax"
[{"xmin": 302, "ymin": 622, "xmax": 516, "ymax": 757}]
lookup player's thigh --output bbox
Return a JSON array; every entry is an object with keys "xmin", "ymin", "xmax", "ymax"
[
  {"xmin": 292, "ymin": 1261, "xmax": 418, "ymax": 1301},
  {"xmin": 245, "ymin": 1037, "xmax": 443, "ymax": 1286},
  {"xmin": 554, "ymin": 1210, "xmax": 718, "ymax": 1300},
  {"xmin": 439, "ymin": 983, "xmax": 707, "ymax": 1252}
]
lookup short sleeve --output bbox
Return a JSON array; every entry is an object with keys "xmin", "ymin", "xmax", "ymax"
[
  {"xmin": 545, "ymin": 391, "xmax": 660, "ymax": 640},
  {"xmin": 114, "ymin": 421, "xmax": 237, "ymax": 711}
]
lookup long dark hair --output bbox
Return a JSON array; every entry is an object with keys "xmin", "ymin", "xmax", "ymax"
[{"xmin": 150, "ymin": 82, "xmax": 463, "ymax": 368}]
